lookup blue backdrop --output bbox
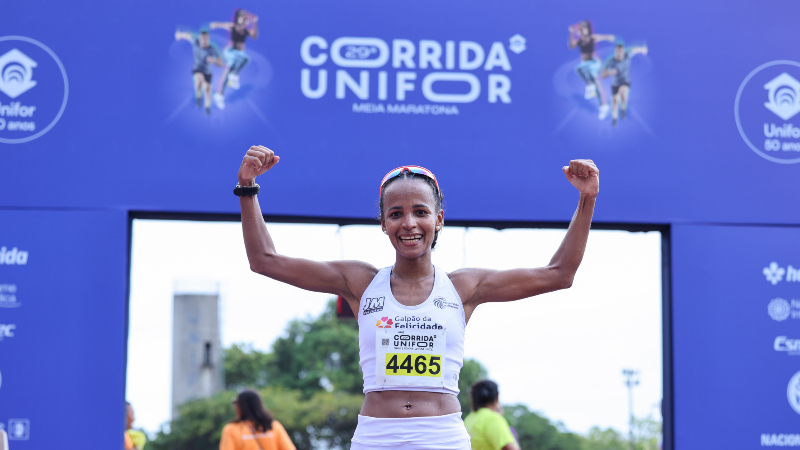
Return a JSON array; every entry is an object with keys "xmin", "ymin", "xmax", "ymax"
[
  {"xmin": 2, "ymin": 0, "xmax": 800, "ymax": 448},
  {"xmin": 1, "ymin": 0, "xmax": 799, "ymax": 223},
  {"xmin": 0, "ymin": 210, "xmax": 128, "ymax": 448},
  {"xmin": 673, "ymin": 225, "xmax": 800, "ymax": 449}
]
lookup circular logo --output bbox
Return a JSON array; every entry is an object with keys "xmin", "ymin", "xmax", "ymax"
[
  {"xmin": 788, "ymin": 371, "xmax": 800, "ymax": 414},
  {"xmin": 769, "ymin": 298, "xmax": 791, "ymax": 321},
  {"xmin": 433, "ymin": 297, "xmax": 444, "ymax": 309},
  {"xmin": 735, "ymin": 60, "xmax": 800, "ymax": 164},
  {"xmin": 0, "ymin": 36, "xmax": 68, "ymax": 144}
]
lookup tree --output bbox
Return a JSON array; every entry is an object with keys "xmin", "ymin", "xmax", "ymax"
[
  {"xmin": 582, "ymin": 427, "xmax": 628, "ymax": 450},
  {"xmin": 503, "ymin": 404, "xmax": 584, "ymax": 450},
  {"xmin": 457, "ymin": 358, "xmax": 488, "ymax": 415},
  {"xmin": 266, "ymin": 301, "xmax": 362, "ymax": 397},
  {"xmin": 148, "ymin": 387, "xmax": 362, "ymax": 450},
  {"xmin": 224, "ymin": 343, "xmax": 273, "ymax": 389}
]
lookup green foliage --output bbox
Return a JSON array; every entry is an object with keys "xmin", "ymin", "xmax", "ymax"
[
  {"xmin": 457, "ymin": 358, "xmax": 488, "ymax": 415},
  {"xmin": 630, "ymin": 416, "xmax": 661, "ymax": 450},
  {"xmin": 503, "ymin": 404, "xmax": 583, "ymax": 450},
  {"xmin": 583, "ymin": 427, "xmax": 629, "ymax": 450},
  {"xmin": 148, "ymin": 387, "xmax": 362, "ymax": 450},
  {"xmin": 266, "ymin": 301, "xmax": 362, "ymax": 397},
  {"xmin": 148, "ymin": 390, "xmax": 234, "ymax": 450},
  {"xmin": 224, "ymin": 343, "xmax": 273, "ymax": 389}
]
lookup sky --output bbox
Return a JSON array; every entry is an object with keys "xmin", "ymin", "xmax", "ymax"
[{"xmin": 126, "ymin": 219, "xmax": 662, "ymax": 436}]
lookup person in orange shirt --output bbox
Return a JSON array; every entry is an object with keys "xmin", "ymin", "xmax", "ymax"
[{"xmin": 220, "ymin": 390, "xmax": 295, "ymax": 450}]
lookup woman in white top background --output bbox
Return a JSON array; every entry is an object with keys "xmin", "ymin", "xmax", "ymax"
[{"xmin": 235, "ymin": 146, "xmax": 599, "ymax": 450}]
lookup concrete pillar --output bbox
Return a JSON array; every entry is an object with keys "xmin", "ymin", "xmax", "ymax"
[{"xmin": 171, "ymin": 293, "xmax": 221, "ymax": 418}]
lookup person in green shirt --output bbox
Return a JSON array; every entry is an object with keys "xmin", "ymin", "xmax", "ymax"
[{"xmin": 464, "ymin": 380, "xmax": 520, "ymax": 450}]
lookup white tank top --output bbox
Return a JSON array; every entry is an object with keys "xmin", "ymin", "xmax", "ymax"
[{"xmin": 357, "ymin": 265, "xmax": 465, "ymax": 395}]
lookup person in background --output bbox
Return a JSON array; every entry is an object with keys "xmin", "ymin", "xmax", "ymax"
[
  {"xmin": 0, "ymin": 427, "xmax": 7, "ymax": 450},
  {"xmin": 220, "ymin": 390, "xmax": 295, "ymax": 450},
  {"xmin": 125, "ymin": 401, "xmax": 147, "ymax": 450},
  {"xmin": 464, "ymin": 380, "xmax": 520, "ymax": 450}
]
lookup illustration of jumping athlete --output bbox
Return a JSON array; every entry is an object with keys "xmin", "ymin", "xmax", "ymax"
[
  {"xmin": 568, "ymin": 21, "xmax": 614, "ymax": 120},
  {"xmin": 211, "ymin": 9, "xmax": 259, "ymax": 110},
  {"xmin": 175, "ymin": 28, "xmax": 222, "ymax": 116},
  {"xmin": 602, "ymin": 42, "xmax": 648, "ymax": 126}
]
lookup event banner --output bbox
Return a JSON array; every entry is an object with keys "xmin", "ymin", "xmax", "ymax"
[
  {"xmin": 1, "ymin": 0, "xmax": 799, "ymax": 224},
  {"xmin": 673, "ymin": 225, "xmax": 800, "ymax": 448},
  {"xmin": 0, "ymin": 210, "xmax": 128, "ymax": 449}
]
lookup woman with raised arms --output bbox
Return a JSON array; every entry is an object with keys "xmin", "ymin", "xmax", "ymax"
[{"xmin": 236, "ymin": 146, "xmax": 599, "ymax": 450}]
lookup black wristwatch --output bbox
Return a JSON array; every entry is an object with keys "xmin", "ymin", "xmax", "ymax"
[{"xmin": 233, "ymin": 183, "xmax": 260, "ymax": 196}]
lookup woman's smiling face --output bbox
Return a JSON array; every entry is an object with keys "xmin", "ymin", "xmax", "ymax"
[{"xmin": 380, "ymin": 178, "xmax": 443, "ymax": 259}]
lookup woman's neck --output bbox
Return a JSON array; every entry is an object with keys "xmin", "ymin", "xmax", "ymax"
[{"xmin": 392, "ymin": 254, "xmax": 434, "ymax": 281}]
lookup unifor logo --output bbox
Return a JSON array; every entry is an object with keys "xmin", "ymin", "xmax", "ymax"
[
  {"xmin": 735, "ymin": 60, "xmax": 800, "ymax": 164},
  {"xmin": 788, "ymin": 371, "xmax": 800, "ymax": 415},
  {"xmin": 764, "ymin": 73, "xmax": 800, "ymax": 120},
  {"xmin": 0, "ymin": 36, "xmax": 69, "ymax": 145},
  {"xmin": 362, "ymin": 296, "xmax": 385, "ymax": 315},
  {"xmin": 764, "ymin": 262, "xmax": 785, "ymax": 285},
  {"xmin": 508, "ymin": 35, "xmax": 526, "ymax": 55},
  {"xmin": 769, "ymin": 298, "xmax": 791, "ymax": 321},
  {"xmin": 0, "ymin": 49, "xmax": 37, "ymax": 99},
  {"xmin": 433, "ymin": 297, "xmax": 444, "ymax": 309}
]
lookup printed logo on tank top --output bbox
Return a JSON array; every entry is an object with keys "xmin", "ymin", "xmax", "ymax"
[
  {"xmin": 363, "ymin": 296, "xmax": 385, "ymax": 315},
  {"xmin": 376, "ymin": 317, "xmax": 393, "ymax": 328},
  {"xmin": 393, "ymin": 315, "xmax": 444, "ymax": 330},
  {"xmin": 433, "ymin": 296, "xmax": 459, "ymax": 310}
]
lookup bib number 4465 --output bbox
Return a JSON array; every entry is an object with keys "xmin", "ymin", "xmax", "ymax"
[{"xmin": 385, "ymin": 353, "xmax": 442, "ymax": 377}]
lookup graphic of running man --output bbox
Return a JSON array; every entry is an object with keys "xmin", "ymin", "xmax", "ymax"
[
  {"xmin": 211, "ymin": 9, "xmax": 259, "ymax": 110},
  {"xmin": 175, "ymin": 28, "xmax": 222, "ymax": 116},
  {"xmin": 568, "ymin": 21, "xmax": 614, "ymax": 120},
  {"xmin": 602, "ymin": 42, "xmax": 648, "ymax": 126}
]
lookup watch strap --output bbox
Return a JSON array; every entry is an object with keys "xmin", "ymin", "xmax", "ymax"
[{"xmin": 233, "ymin": 183, "xmax": 260, "ymax": 196}]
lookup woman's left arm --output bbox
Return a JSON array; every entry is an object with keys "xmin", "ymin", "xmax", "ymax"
[{"xmin": 451, "ymin": 160, "xmax": 599, "ymax": 318}]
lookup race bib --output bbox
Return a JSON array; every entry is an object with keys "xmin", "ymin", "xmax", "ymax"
[{"xmin": 375, "ymin": 328, "xmax": 446, "ymax": 387}]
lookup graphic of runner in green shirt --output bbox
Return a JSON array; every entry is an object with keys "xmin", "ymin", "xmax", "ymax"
[
  {"xmin": 175, "ymin": 27, "xmax": 222, "ymax": 116},
  {"xmin": 602, "ymin": 42, "xmax": 648, "ymax": 126}
]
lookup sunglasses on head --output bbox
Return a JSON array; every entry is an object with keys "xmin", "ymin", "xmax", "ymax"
[{"xmin": 379, "ymin": 166, "xmax": 440, "ymax": 196}]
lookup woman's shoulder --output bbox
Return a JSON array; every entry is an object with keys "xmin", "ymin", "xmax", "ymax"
[
  {"xmin": 222, "ymin": 421, "xmax": 244, "ymax": 433},
  {"xmin": 270, "ymin": 420, "xmax": 289, "ymax": 434},
  {"xmin": 472, "ymin": 407, "xmax": 507, "ymax": 422}
]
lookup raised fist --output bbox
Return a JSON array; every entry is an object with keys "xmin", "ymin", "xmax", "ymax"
[
  {"xmin": 239, "ymin": 145, "xmax": 280, "ymax": 185},
  {"xmin": 562, "ymin": 159, "xmax": 599, "ymax": 196}
]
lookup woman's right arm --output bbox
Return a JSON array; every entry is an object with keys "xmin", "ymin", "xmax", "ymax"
[{"xmin": 238, "ymin": 146, "xmax": 377, "ymax": 305}]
